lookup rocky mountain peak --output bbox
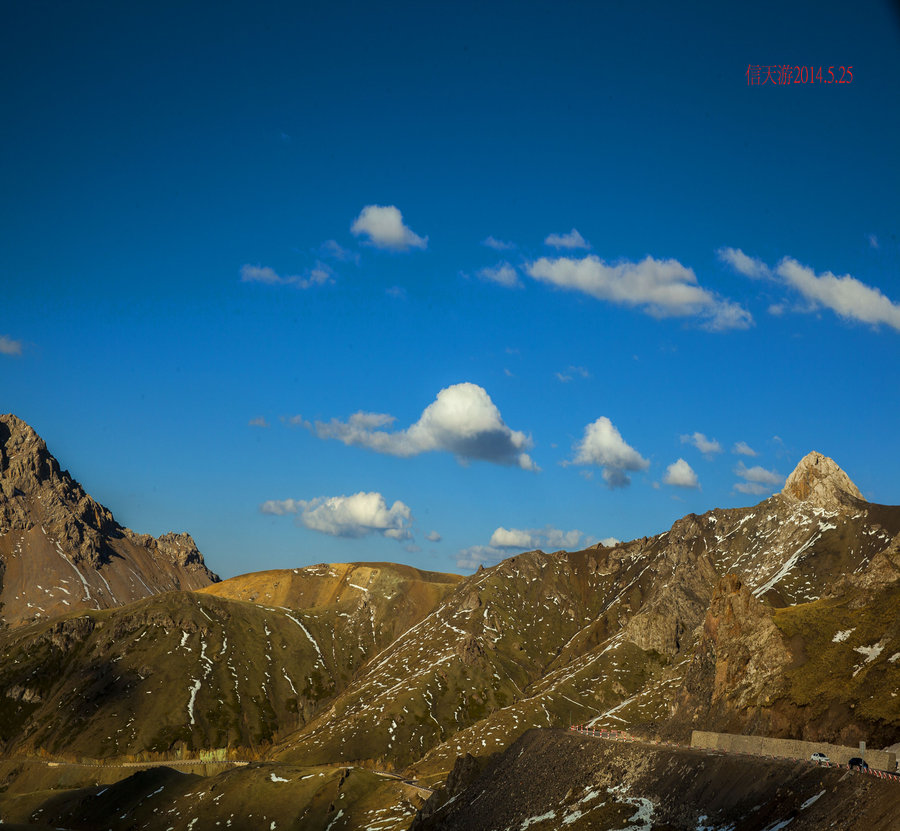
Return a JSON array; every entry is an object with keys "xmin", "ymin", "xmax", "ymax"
[
  {"xmin": 0, "ymin": 414, "xmax": 218, "ymax": 625},
  {"xmin": 781, "ymin": 451, "xmax": 864, "ymax": 509},
  {"xmin": 1, "ymin": 413, "xmax": 117, "ymax": 550},
  {"xmin": 0, "ymin": 413, "xmax": 61, "ymax": 491}
]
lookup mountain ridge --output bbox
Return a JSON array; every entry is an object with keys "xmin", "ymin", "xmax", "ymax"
[{"xmin": 0, "ymin": 417, "xmax": 897, "ymax": 829}]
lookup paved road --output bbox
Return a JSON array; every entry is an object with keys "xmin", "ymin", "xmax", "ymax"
[
  {"xmin": 11, "ymin": 755, "xmax": 436, "ymax": 794},
  {"xmin": 568, "ymin": 726, "xmax": 900, "ymax": 783}
]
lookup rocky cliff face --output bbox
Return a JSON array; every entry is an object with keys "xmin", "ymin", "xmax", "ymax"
[
  {"xmin": 669, "ymin": 574, "xmax": 792, "ymax": 734},
  {"xmin": 0, "ymin": 414, "xmax": 218, "ymax": 626}
]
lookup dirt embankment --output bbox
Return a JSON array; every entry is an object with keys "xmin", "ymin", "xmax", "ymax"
[{"xmin": 414, "ymin": 728, "xmax": 900, "ymax": 831}]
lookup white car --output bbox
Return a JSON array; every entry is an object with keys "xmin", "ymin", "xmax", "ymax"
[{"xmin": 810, "ymin": 752, "xmax": 830, "ymax": 764}]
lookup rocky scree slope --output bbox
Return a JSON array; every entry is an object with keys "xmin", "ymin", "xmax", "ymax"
[
  {"xmin": 412, "ymin": 728, "xmax": 900, "ymax": 831},
  {"xmin": 0, "ymin": 414, "xmax": 218, "ymax": 627}
]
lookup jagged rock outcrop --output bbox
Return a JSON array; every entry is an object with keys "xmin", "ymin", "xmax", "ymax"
[
  {"xmin": 0, "ymin": 414, "xmax": 118, "ymax": 564},
  {"xmin": 782, "ymin": 450, "xmax": 864, "ymax": 510},
  {"xmin": 0, "ymin": 414, "xmax": 219, "ymax": 626},
  {"xmin": 672, "ymin": 575, "xmax": 791, "ymax": 725}
]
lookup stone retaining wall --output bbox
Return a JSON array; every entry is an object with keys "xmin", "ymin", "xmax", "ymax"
[{"xmin": 691, "ymin": 731, "xmax": 897, "ymax": 771}]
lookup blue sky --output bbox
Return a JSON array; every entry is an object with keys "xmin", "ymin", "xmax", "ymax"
[{"xmin": 2, "ymin": 0, "xmax": 899, "ymax": 578}]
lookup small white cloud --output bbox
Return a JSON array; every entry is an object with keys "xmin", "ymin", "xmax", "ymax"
[
  {"xmin": 775, "ymin": 257, "xmax": 900, "ymax": 332},
  {"xmin": 248, "ymin": 416, "xmax": 269, "ymax": 428},
  {"xmin": 570, "ymin": 417, "xmax": 649, "ymax": 489},
  {"xmin": 734, "ymin": 461, "xmax": 783, "ymax": 495},
  {"xmin": 425, "ymin": 531, "xmax": 441, "ymax": 543},
  {"xmin": 527, "ymin": 255, "xmax": 752, "ymax": 331},
  {"xmin": 768, "ymin": 303, "xmax": 785, "ymax": 316},
  {"xmin": 460, "ymin": 525, "xmax": 591, "ymax": 570},
  {"xmin": 556, "ymin": 365, "xmax": 590, "ymax": 383},
  {"xmin": 319, "ymin": 239, "xmax": 360, "ymax": 263},
  {"xmin": 545, "ymin": 229, "xmax": 590, "ymax": 250},
  {"xmin": 281, "ymin": 414, "xmax": 311, "ymax": 429},
  {"xmin": 598, "ymin": 537, "xmax": 620, "ymax": 547},
  {"xmin": 457, "ymin": 544, "xmax": 500, "ymax": 571},
  {"xmin": 0, "ymin": 335, "xmax": 23, "ymax": 356},
  {"xmin": 314, "ymin": 382, "xmax": 537, "ymax": 470},
  {"xmin": 504, "ymin": 368, "xmax": 514, "ymax": 377},
  {"xmin": 240, "ymin": 263, "xmax": 333, "ymax": 289},
  {"xmin": 680, "ymin": 431, "xmax": 722, "ymax": 457},
  {"xmin": 483, "ymin": 236, "xmax": 516, "ymax": 251},
  {"xmin": 477, "ymin": 261, "xmax": 520, "ymax": 288},
  {"xmin": 868, "ymin": 233, "xmax": 879, "ymax": 249},
  {"xmin": 733, "ymin": 441, "xmax": 758, "ymax": 457},
  {"xmin": 351, "ymin": 205, "xmax": 427, "ymax": 251},
  {"xmin": 241, "ymin": 264, "xmax": 281, "ymax": 284},
  {"xmin": 664, "ymin": 458, "xmax": 699, "ymax": 489},
  {"xmin": 717, "ymin": 247, "xmax": 771, "ymax": 279},
  {"xmin": 260, "ymin": 491, "xmax": 413, "ymax": 541},
  {"xmin": 386, "ymin": 285, "xmax": 407, "ymax": 299},
  {"xmin": 490, "ymin": 527, "xmax": 534, "ymax": 548},
  {"xmin": 488, "ymin": 525, "xmax": 589, "ymax": 550},
  {"xmin": 259, "ymin": 498, "xmax": 303, "ymax": 516}
]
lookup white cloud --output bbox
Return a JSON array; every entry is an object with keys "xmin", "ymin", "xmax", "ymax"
[
  {"xmin": 350, "ymin": 205, "xmax": 427, "ymax": 251},
  {"xmin": 483, "ymin": 236, "xmax": 516, "ymax": 251},
  {"xmin": 260, "ymin": 491, "xmax": 412, "ymax": 541},
  {"xmin": 717, "ymin": 247, "xmax": 771, "ymax": 279},
  {"xmin": 720, "ymin": 248, "xmax": 900, "ymax": 333},
  {"xmin": 680, "ymin": 431, "xmax": 722, "ymax": 456},
  {"xmin": 457, "ymin": 545, "xmax": 500, "ymax": 571},
  {"xmin": 734, "ymin": 461, "xmax": 783, "ymax": 495},
  {"xmin": 775, "ymin": 257, "xmax": 900, "ymax": 332},
  {"xmin": 556, "ymin": 365, "xmax": 590, "ymax": 383},
  {"xmin": 459, "ymin": 525, "xmax": 591, "ymax": 570},
  {"xmin": 490, "ymin": 525, "xmax": 590, "ymax": 550},
  {"xmin": 868, "ymin": 233, "xmax": 879, "ymax": 249},
  {"xmin": 733, "ymin": 441, "xmax": 758, "ymax": 457},
  {"xmin": 477, "ymin": 261, "xmax": 520, "ymax": 288},
  {"xmin": 240, "ymin": 263, "xmax": 333, "ymax": 288},
  {"xmin": 526, "ymin": 255, "xmax": 752, "ymax": 331},
  {"xmin": 598, "ymin": 537, "xmax": 620, "ymax": 547},
  {"xmin": 282, "ymin": 414, "xmax": 311, "ymax": 429},
  {"xmin": 314, "ymin": 382, "xmax": 537, "ymax": 470},
  {"xmin": 248, "ymin": 416, "xmax": 269, "ymax": 428},
  {"xmin": 489, "ymin": 527, "xmax": 534, "ymax": 548},
  {"xmin": 664, "ymin": 458, "xmax": 699, "ymax": 489},
  {"xmin": 319, "ymin": 239, "xmax": 360, "ymax": 263},
  {"xmin": 545, "ymin": 229, "xmax": 590, "ymax": 250},
  {"xmin": 425, "ymin": 531, "xmax": 441, "ymax": 542},
  {"xmin": 570, "ymin": 417, "xmax": 649, "ymax": 489},
  {"xmin": 0, "ymin": 335, "xmax": 23, "ymax": 356}
]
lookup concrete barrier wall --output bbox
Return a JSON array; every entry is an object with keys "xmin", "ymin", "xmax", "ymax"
[{"xmin": 691, "ymin": 731, "xmax": 897, "ymax": 772}]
